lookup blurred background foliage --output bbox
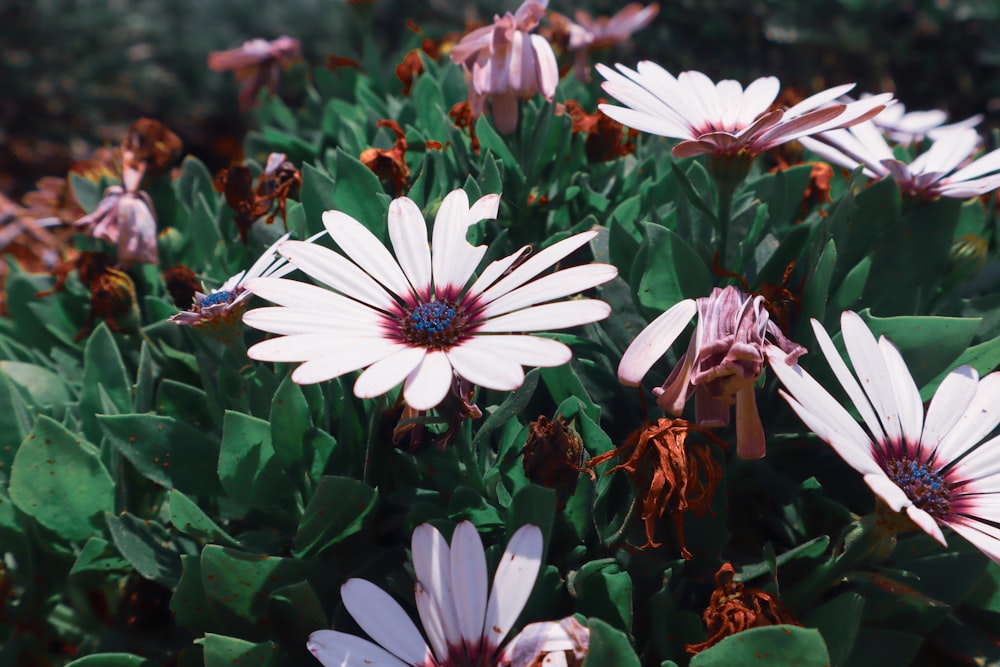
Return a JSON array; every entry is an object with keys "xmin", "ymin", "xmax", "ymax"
[{"xmin": 3, "ymin": 0, "xmax": 1000, "ymax": 198}]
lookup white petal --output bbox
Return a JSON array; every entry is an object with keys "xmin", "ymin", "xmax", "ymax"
[
  {"xmin": 324, "ymin": 210, "xmax": 415, "ymax": 301},
  {"xmin": 905, "ymin": 505, "xmax": 947, "ymax": 546},
  {"xmin": 477, "ymin": 264, "xmax": 618, "ymax": 318},
  {"xmin": 354, "ymin": 347, "xmax": 427, "ymax": 399},
  {"xmin": 949, "ymin": 519, "xmax": 1000, "ymax": 564},
  {"xmin": 736, "ymin": 76, "xmax": 780, "ymax": 127},
  {"xmin": 948, "ymin": 145, "xmax": 1000, "ymax": 182},
  {"xmin": 863, "ymin": 473, "xmax": 911, "ymax": 512},
  {"xmin": 247, "ymin": 333, "xmax": 394, "ymax": 363},
  {"xmin": 468, "ymin": 193, "xmax": 502, "ymax": 224},
  {"xmin": 878, "ymin": 336, "xmax": 925, "ymax": 451},
  {"xmin": 242, "ymin": 307, "xmax": 383, "ymax": 336},
  {"xmin": 483, "ymin": 525, "xmax": 543, "ymax": 654},
  {"xmin": 475, "ymin": 231, "xmax": 599, "ymax": 307},
  {"xmin": 932, "ymin": 371, "xmax": 1000, "ymax": 464},
  {"xmin": 412, "ymin": 524, "xmax": 464, "ymax": 655},
  {"xmin": 242, "ymin": 232, "xmax": 291, "ymax": 283},
  {"xmin": 279, "ymin": 240, "xmax": 400, "ymax": 312},
  {"xmin": 341, "ymin": 579, "xmax": 434, "ymax": 665},
  {"xmin": 403, "ymin": 349, "xmax": 454, "ymax": 411},
  {"xmin": 286, "ymin": 340, "xmax": 407, "ymax": 384},
  {"xmin": 840, "ymin": 312, "xmax": 903, "ymax": 445},
  {"xmin": 415, "ymin": 582, "xmax": 449, "ymax": 664},
  {"xmin": 477, "ymin": 300, "xmax": 610, "ymax": 333},
  {"xmin": 447, "ymin": 340, "xmax": 526, "ymax": 391},
  {"xmin": 450, "ymin": 521, "xmax": 488, "ymax": 650},
  {"xmin": 921, "ymin": 366, "xmax": 978, "ymax": 458},
  {"xmin": 307, "ymin": 630, "xmax": 411, "ymax": 667},
  {"xmin": 466, "ymin": 246, "xmax": 531, "ymax": 299},
  {"xmin": 468, "ymin": 335, "xmax": 571, "ymax": 367},
  {"xmin": 388, "ymin": 197, "xmax": 432, "ymax": 297},
  {"xmin": 432, "ymin": 189, "xmax": 487, "ymax": 298},
  {"xmin": 243, "ymin": 277, "xmax": 386, "ymax": 323},
  {"xmin": 617, "ymin": 299, "xmax": 697, "ymax": 385}
]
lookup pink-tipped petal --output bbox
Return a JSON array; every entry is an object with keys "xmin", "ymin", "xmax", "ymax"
[{"xmin": 618, "ymin": 299, "xmax": 697, "ymax": 385}]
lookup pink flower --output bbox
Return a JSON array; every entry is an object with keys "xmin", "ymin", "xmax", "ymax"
[
  {"xmin": 552, "ymin": 3, "xmax": 659, "ymax": 81},
  {"xmin": 74, "ymin": 186, "xmax": 158, "ymax": 268},
  {"xmin": 618, "ymin": 286, "xmax": 806, "ymax": 459},
  {"xmin": 208, "ymin": 36, "xmax": 301, "ymax": 109},
  {"xmin": 450, "ymin": 0, "xmax": 559, "ymax": 134},
  {"xmin": 597, "ymin": 62, "xmax": 893, "ymax": 161}
]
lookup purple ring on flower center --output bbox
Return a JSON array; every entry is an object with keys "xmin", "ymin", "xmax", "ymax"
[{"xmin": 400, "ymin": 300, "xmax": 467, "ymax": 349}]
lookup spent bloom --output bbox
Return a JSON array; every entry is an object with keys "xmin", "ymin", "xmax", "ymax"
[
  {"xmin": 767, "ymin": 311, "xmax": 1000, "ymax": 563},
  {"xmin": 597, "ymin": 62, "xmax": 892, "ymax": 162},
  {"xmin": 550, "ymin": 3, "xmax": 659, "ymax": 81},
  {"xmin": 618, "ymin": 286, "xmax": 806, "ymax": 459},
  {"xmin": 799, "ymin": 124, "xmax": 1000, "ymax": 199},
  {"xmin": 208, "ymin": 36, "xmax": 301, "ymax": 109},
  {"xmin": 74, "ymin": 166, "xmax": 158, "ymax": 268},
  {"xmin": 243, "ymin": 188, "xmax": 616, "ymax": 410},
  {"xmin": 307, "ymin": 521, "xmax": 589, "ymax": 667},
  {"xmin": 450, "ymin": 0, "xmax": 559, "ymax": 134},
  {"xmin": 169, "ymin": 232, "xmax": 299, "ymax": 331}
]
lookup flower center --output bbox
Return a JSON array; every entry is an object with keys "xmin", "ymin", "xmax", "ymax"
[
  {"xmin": 400, "ymin": 300, "xmax": 466, "ymax": 349},
  {"xmin": 885, "ymin": 459, "xmax": 952, "ymax": 518},
  {"xmin": 199, "ymin": 290, "xmax": 235, "ymax": 308}
]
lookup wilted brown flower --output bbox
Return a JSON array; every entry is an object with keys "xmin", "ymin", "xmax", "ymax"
[
  {"xmin": 360, "ymin": 120, "xmax": 410, "ymax": 196},
  {"xmin": 564, "ymin": 99, "xmax": 639, "ymax": 162},
  {"xmin": 521, "ymin": 416, "xmax": 594, "ymax": 507},
  {"xmin": 801, "ymin": 162, "xmax": 834, "ymax": 218},
  {"xmin": 449, "ymin": 101, "xmax": 481, "ymax": 155},
  {"xmin": 162, "ymin": 265, "xmax": 200, "ymax": 309},
  {"xmin": 35, "ymin": 251, "xmax": 137, "ymax": 339},
  {"xmin": 214, "ymin": 154, "xmax": 300, "ymax": 243},
  {"xmin": 396, "ymin": 50, "xmax": 424, "ymax": 96},
  {"xmin": 257, "ymin": 152, "xmax": 301, "ymax": 226},
  {"xmin": 122, "ymin": 118, "xmax": 183, "ymax": 177},
  {"xmin": 325, "ymin": 54, "xmax": 362, "ymax": 72},
  {"xmin": 589, "ymin": 418, "xmax": 724, "ymax": 556},
  {"xmin": 686, "ymin": 563, "xmax": 800, "ymax": 655}
]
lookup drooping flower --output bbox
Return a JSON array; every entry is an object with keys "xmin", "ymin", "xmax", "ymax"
[
  {"xmin": 360, "ymin": 120, "xmax": 412, "ymax": 196},
  {"xmin": 74, "ymin": 185, "xmax": 158, "ymax": 267},
  {"xmin": 799, "ymin": 124, "xmax": 1000, "ymax": 199},
  {"xmin": 685, "ymin": 563, "xmax": 799, "ymax": 655},
  {"xmin": 169, "ymin": 232, "xmax": 297, "ymax": 332},
  {"xmin": 597, "ymin": 62, "xmax": 893, "ymax": 164},
  {"xmin": 307, "ymin": 521, "xmax": 589, "ymax": 667},
  {"xmin": 449, "ymin": 0, "xmax": 559, "ymax": 134},
  {"xmin": 208, "ymin": 36, "xmax": 301, "ymax": 109},
  {"xmin": 589, "ymin": 418, "xmax": 724, "ymax": 556},
  {"xmin": 549, "ymin": 3, "xmax": 659, "ymax": 81},
  {"xmin": 243, "ymin": 189, "xmax": 616, "ymax": 410},
  {"xmin": 766, "ymin": 310, "xmax": 1000, "ymax": 563},
  {"xmin": 618, "ymin": 286, "xmax": 806, "ymax": 459}
]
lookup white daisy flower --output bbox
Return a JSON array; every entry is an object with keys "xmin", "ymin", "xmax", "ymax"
[
  {"xmin": 596, "ymin": 61, "xmax": 893, "ymax": 160},
  {"xmin": 766, "ymin": 311, "xmax": 1000, "ymax": 562},
  {"xmin": 307, "ymin": 521, "xmax": 590, "ymax": 667},
  {"xmin": 242, "ymin": 189, "xmax": 616, "ymax": 410},
  {"xmin": 800, "ymin": 124, "xmax": 1000, "ymax": 198}
]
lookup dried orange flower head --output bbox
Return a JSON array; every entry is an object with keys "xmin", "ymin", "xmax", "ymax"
[
  {"xmin": 686, "ymin": 563, "xmax": 800, "ymax": 655},
  {"xmin": 589, "ymin": 418, "xmax": 723, "ymax": 556},
  {"xmin": 360, "ymin": 120, "xmax": 410, "ymax": 196},
  {"xmin": 123, "ymin": 118, "xmax": 183, "ymax": 177},
  {"xmin": 162, "ymin": 265, "xmax": 201, "ymax": 309},
  {"xmin": 521, "ymin": 415, "xmax": 594, "ymax": 507},
  {"xmin": 564, "ymin": 99, "xmax": 639, "ymax": 162},
  {"xmin": 396, "ymin": 50, "xmax": 424, "ymax": 97}
]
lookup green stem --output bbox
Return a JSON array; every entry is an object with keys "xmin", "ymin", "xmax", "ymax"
[
  {"xmin": 716, "ymin": 185, "xmax": 734, "ymax": 263},
  {"xmin": 455, "ymin": 420, "xmax": 486, "ymax": 494}
]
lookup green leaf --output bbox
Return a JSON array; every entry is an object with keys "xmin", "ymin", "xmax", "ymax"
[
  {"xmin": 169, "ymin": 489, "xmax": 242, "ymax": 549},
  {"xmin": 64, "ymin": 654, "xmax": 154, "ymax": 667},
  {"xmin": 106, "ymin": 512, "xmax": 182, "ymax": 587},
  {"xmin": 506, "ymin": 484, "xmax": 556, "ymax": 552},
  {"xmin": 632, "ymin": 222, "xmax": 711, "ymax": 316},
  {"xmin": 472, "ymin": 370, "xmax": 539, "ymax": 453},
  {"xmin": 80, "ymin": 323, "xmax": 132, "ymax": 442},
  {"xmin": 806, "ymin": 592, "xmax": 864, "ymax": 667},
  {"xmin": 70, "ymin": 173, "xmax": 104, "ymax": 213},
  {"xmin": 202, "ymin": 634, "xmax": 287, "ymax": 667},
  {"xmin": 830, "ymin": 256, "xmax": 871, "ymax": 316},
  {"xmin": 0, "ymin": 369, "xmax": 34, "ymax": 469},
  {"xmin": 219, "ymin": 410, "xmax": 294, "ymax": 508},
  {"xmin": 300, "ymin": 163, "xmax": 337, "ymax": 236},
  {"xmin": 266, "ymin": 580, "xmax": 329, "ymax": 649},
  {"xmin": 690, "ymin": 626, "xmax": 830, "ymax": 667},
  {"xmin": 845, "ymin": 629, "xmax": 922, "ymax": 667},
  {"xmin": 582, "ymin": 617, "xmax": 641, "ymax": 667},
  {"xmin": 9, "ymin": 416, "xmax": 113, "ymax": 541},
  {"xmin": 155, "ymin": 379, "xmax": 216, "ymax": 430},
  {"xmin": 133, "ymin": 341, "xmax": 157, "ymax": 414},
  {"xmin": 475, "ymin": 116, "xmax": 525, "ymax": 182},
  {"xmin": 171, "ymin": 555, "xmax": 220, "ymax": 633},
  {"xmin": 0, "ymin": 360, "xmax": 72, "ymax": 407},
  {"xmin": 99, "ymin": 414, "xmax": 222, "ymax": 495},
  {"xmin": 573, "ymin": 559, "xmax": 633, "ymax": 631},
  {"xmin": 270, "ymin": 374, "xmax": 311, "ymax": 473},
  {"xmin": 174, "ymin": 156, "xmax": 217, "ymax": 211},
  {"xmin": 333, "ymin": 148, "xmax": 389, "ymax": 238},
  {"xmin": 921, "ymin": 332, "xmax": 1000, "ymax": 396},
  {"xmin": 70, "ymin": 537, "xmax": 131, "ymax": 575},
  {"xmin": 292, "ymin": 475, "xmax": 378, "ymax": 558},
  {"xmin": 828, "ymin": 176, "xmax": 899, "ymax": 285}
]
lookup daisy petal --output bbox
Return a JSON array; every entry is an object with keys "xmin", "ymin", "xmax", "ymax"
[
  {"xmin": 478, "ymin": 300, "xmax": 610, "ymax": 333},
  {"xmin": 932, "ymin": 371, "xmax": 1000, "ymax": 464},
  {"xmin": 468, "ymin": 335, "xmax": 571, "ymax": 367},
  {"xmin": 863, "ymin": 473, "xmax": 911, "ymax": 512},
  {"xmin": 287, "ymin": 340, "xmax": 407, "ymax": 384},
  {"xmin": 307, "ymin": 630, "xmax": 411, "ymax": 667},
  {"xmin": 447, "ymin": 340, "xmax": 526, "ymax": 391},
  {"xmin": 840, "ymin": 311, "xmax": 903, "ymax": 445},
  {"xmin": 324, "ymin": 210, "xmax": 415, "ymax": 301},
  {"xmin": 341, "ymin": 579, "xmax": 435, "ymax": 665},
  {"xmin": 247, "ymin": 333, "xmax": 394, "ymax": 363},
  {"xmin": 354, "ymin": 347, "xmax": 426, "ymax": 399},
  {"xmin": 433, "ymin": 189, "xmax": 487, "ymax": 298},
  {"xmin": 402, "ymin": 349, "xmax": 454, "ymax": 411},
  {"xmin": 388, "ymin": 196, "xmax": 432, "ymax": 298},
  {"xmin": 483, "ymin": 524, "xmax": 543, "ymax": 655},
  {"xmin": 244, "ymin": 277, "xmax": 384, "ymax": 322},
  {"xmin": 921, "ymin": 365, "xmax": 978, "ymax": 459},
  {"xmin": 242, "ymin": 307, "xmax": 383, "ymax": 336},
  {"xmin": 476, "ymin": 231, "xmax": 598, "ymax": 306},
  {"xmin": 617, "ymin": 299, "xmax": 697, "ymax": 385},
  {"xmin": 412, "ymin": 524, "xmax": 463, "ymax": 653},
  {"xmin": 949, "ymin": 520, "xmax": 1000, "ymax": 565},
  {"xmin": 279, "ymin": 240, "xmax": 399, "ymax": 312},
  {"xmin": 450, "ymin": 521, "xmax": 488, "ymax": 651},
  {"xmin": 878, "ymin": 336, "xmax": 924, "ymax": 452},
  {"xmin": 478, "ymin": 264, "xmax": 618, "ymax": 318},
  {"xmin": 905, "ymin": 505, "xmax": 947, "ymax": 546}
]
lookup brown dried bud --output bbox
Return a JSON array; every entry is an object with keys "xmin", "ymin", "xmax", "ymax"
[
  {"xmin": 123, "ymin": 118, "xmax": 183, "ymax": 177},
  {"xmin": 360, "ymin": 120, "xmax": 410, "ymax": 196},
  {"xmin": 521, "ymin": 416, "xmax": 594, "ymax": 507},
  {"xmin": 564, "ymin": 99, "xmax": 639, "ymax": 162},
  {"xmin": 162, "ymin": 265, "xmax": 201, "ymax": 309}
]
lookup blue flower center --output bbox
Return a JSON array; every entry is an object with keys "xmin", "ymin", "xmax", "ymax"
[
  {"xmin": 401, "ymin": 300, "xmax": 466, "ymax": 349},
  {"xmin": 885, "ymin": 458, "xmax": 952, "ymax": 518},
  {"xmin": 199, "ymin": 290, "xmax": 235, "ymax": 308}
]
